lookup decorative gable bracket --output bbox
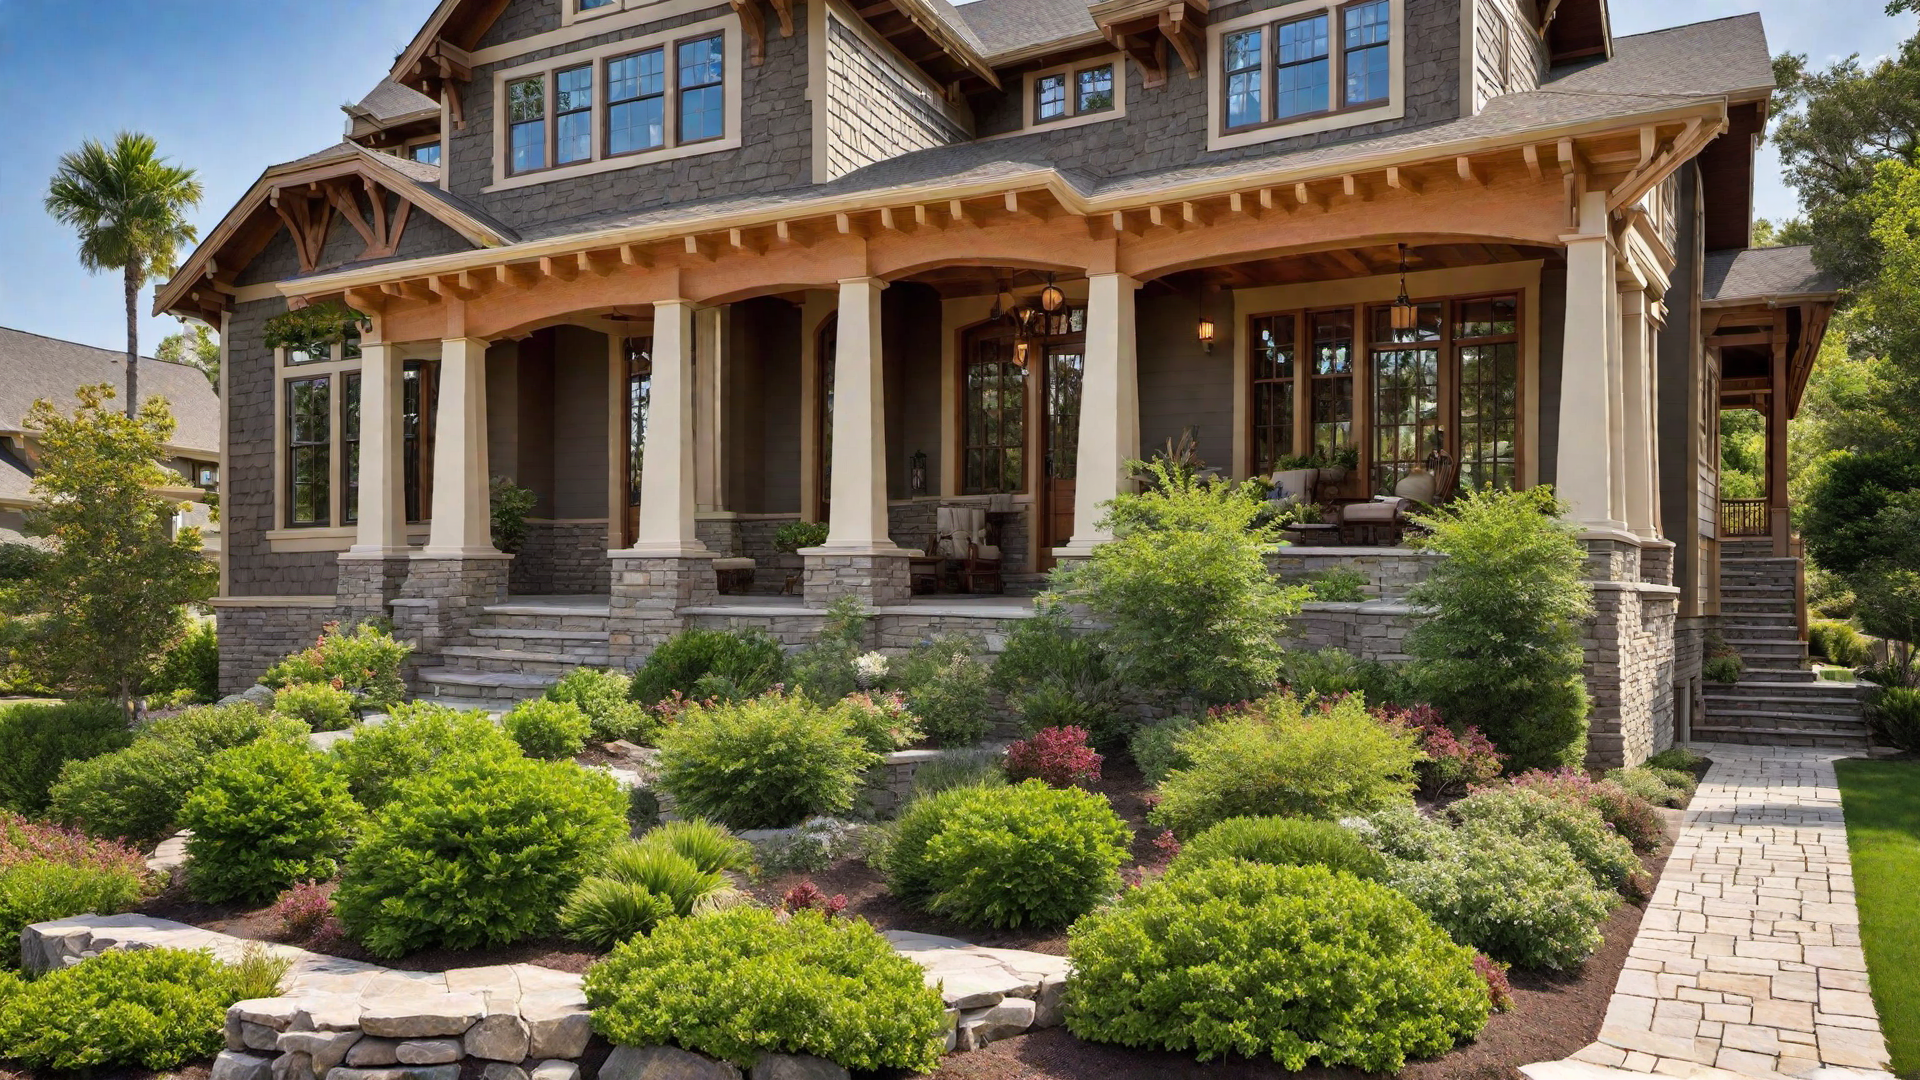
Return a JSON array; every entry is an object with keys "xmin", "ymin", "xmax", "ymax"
[
  {"xmin": 729, "ymin": 0, "xmax": 794, "ymax": 66},
  {"xmin": 1092, "ymin": 0, "xmax": 1208, "ymax": 90},
  {"xmin": 271, "ymin": 175, "xmax": 417, "ymax": 274}
]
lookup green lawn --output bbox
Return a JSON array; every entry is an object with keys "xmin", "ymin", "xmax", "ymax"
[{"xmin": 1835, "ymin": 758, "xmax": 1920, "ymax": 1078}]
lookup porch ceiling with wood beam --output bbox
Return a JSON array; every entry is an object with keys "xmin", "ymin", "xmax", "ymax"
[
  {"xmin": 1708, "ymin": 302, "xmax": 1832, "ymax": 418},
  {"xmin": 221, "ymin": 108, "xmax": 1721, "ymax": 342}
]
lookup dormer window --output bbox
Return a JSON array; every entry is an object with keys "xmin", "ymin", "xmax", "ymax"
[
  {"xmin": 1208, "ymin": 0, "xmax": 1403, "ymax": 151},
  {"xmin": 1018, "ymin": 57, "xmax": 1124, "ymax": 133}
]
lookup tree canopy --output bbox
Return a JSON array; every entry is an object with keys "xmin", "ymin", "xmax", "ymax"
[{"xmin": 157, "ymin": 323, "xmax": 220, "ymax": 392}]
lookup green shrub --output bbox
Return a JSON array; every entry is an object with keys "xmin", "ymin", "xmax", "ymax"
[
  {"xmin": 991, "ymin": 609, "xmax": 1131, "ymax": 747},
  {"xmin": 1065, "ymin": 861, "xmax": 1489, "ymax": 1069},
  {"xmin": 585, "ymin": 906, "xmax": 948, "ymax": 1072},
  {"xmin": 1303, "ymin": 568, "xmax": 1370, "ymax": 602},
  {"xmin": 1449, "ymin": 786, "xmax": 1641, "ymax": 894},
  {"xmin": 330, "ymin": 702, "xmax": 519, "ymax": 810},
  {"xmin": 1356, "ymin": 805, "xmax": 1615, "ymax": 970},
  {"xmin": 908, "ymin": 746, "xmax": 1008, "ymax": 797},
  {"xmin": 597, "ymin": 844, "xmax": 733, "ymax": 915},
  {"xmin": 1808, "ymin": 619, "xmax": 1872, "ymax": 667},
  {"xmin": 336, "ymin": 754, "xmax": 627, "ymax": 957},
  {"xmin": 1169, "ymin": 815, "xmax": 1386, "ymax": 880},
  {"xmin": 258, "ymin": 622, "xmax": 411, "ymax": 708},
  {"xmin": 504, "ymin": 698, "xmax": 592, "ymax": 760},
  {"xmin": 0, "ymin": 699, "xmax": 129, "ymax": 815},
  {"xmin": 272, "ymin": 681, "xmax": 359, "ymax": 732},
  {"xmin": 0, "ymin": 542, "xmax": 49, "ymax": 583},
  {"xmin": 178, "ymin": 740, "xmax": 361, "ymax": 906},
  {"xmin": 0, "ymin": 946, "xmax": 287, "ymax": 1071},
  {"xmin": 773, "ymin": 520, "xmax": 830, "ymax": 553},
  {"xmin": 490, "ymin": 475, "xmax": 538, "ymax": 554},
  {"xmin": 1128, "ymin": 716, "xmax": 1196, "ymax": 784},
  {"xmin": 894, "ymin": 635, "xmax": 994, "ymax": 745},
  {"xmin": 0, "ymin": 814, "xmax": 153, "ymax": 966},
  {"xmin": 1053, "ymin": 460, "xmax": 1305, "ymax": 705},
  {"xmin": 558, "ymin": 877, "xmax": 678, "ymax": 949},
  {"xmin": 634, "ymin": 818, "xmax": 754, "ymax": 873},
  {"xmin": 879, "ymin": 780, "xmax": 1128, "ymax": 929},
  {"xmin": 1646, "ymin": 746, "xmax": 1708, "ymax": 772},
  {"xmin": 145, "ymin": 619, "xmax": 218, "ymax": 703},
  {"xmin": 48, "ymin": 703, "xmax": 306, "ymax": 843},
  {"xmin": 1503, "ymin": 770, "xmax": 1667, "ymax": 853},
  {"xmin": 1277, "ymin": 648, "xmax": 1414, "ymax": 707},
  {"xmin": 1149, "ymin": 692, "xmax": 1420, "ymax": 838},
  {"xmin": 630, "ymin": 627, "xmax": 788, "ymax": 706},
  {"xmin": 547, "ymin": 667, "xmax": 656, "ymax": 744},
  {"xmin": 1606, "ymin": 765, "xmax": 1697, "ymax": 808},
  {"xmin": 789, "ymin": 597, "xmax": 870, "ymax": 702},
  {"xmin": 1703, "ymin": 654, "xmax": 1746, "ymax": 684},
  {"xmin": 655, "ymin": 691, "xmax": 877, "ymax": 829},
  {"xmin": 1866, "ymin": 686, "xmax": 1920, "ymax": 752},
  {"xmin": 832, "ymin": 692, "xmax": 923, "ymax": 752},
  {"xmin": 1405, "ymin": 486, "xmax": 1593, "ymax": 772}
]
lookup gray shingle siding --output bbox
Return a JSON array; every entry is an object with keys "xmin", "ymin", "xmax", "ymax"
[
  {"xmin": 822, "ymin": 13, "xmax": 970, "ymax": 181},
  {"xmin": 478, "ymin": 0, "xmax": 562, "ymax": 49}
]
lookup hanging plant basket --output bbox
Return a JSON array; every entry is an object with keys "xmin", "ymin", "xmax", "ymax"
[{"xmin": 264, "ymin": 302, "xmax": 369, "ymax": 357}]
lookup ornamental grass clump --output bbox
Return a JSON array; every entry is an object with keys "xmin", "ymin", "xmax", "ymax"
[
  {"xmin": 336, "ymin": 752, "xmax": 626, "ymax": 957},
  {"xmin": 1149, "ymin": 691, "xmax": 1420, "ymax": 838},
  {"xmin": 1064, "ymin": 861, "xmax": 1489, "ymax": 1070},
  {"xmin": 0, "ymin": 813, "xmax": 153, "ymax": 966},
  {"xmin": 878, "ymin": 780, "xmax": 1129, "ymax": 929},
  {"xmin": 655, "ymin": 691, "xmax": 878, "ymax": 829},
  {"xmin": 1404, "ymin": 486, "xmax": 1594, "ymax": 772},
  {"xmin": 179, "ymin": 740, "xmax": 360, "ymax": 906},
  {"xmin": 558, "ymin": 825, "xmax": 746, "ymax": 949},
  {"xmin": 258, "ymin": 621, "xmax": 411, "ymax": 708},
  {"xmin": 1168, "ymin": 814, "xmax": 1386, "ymax": 880},
  {"xmin": 584, "ymin": 906, "xmax": 949, "ymax": 1072}
]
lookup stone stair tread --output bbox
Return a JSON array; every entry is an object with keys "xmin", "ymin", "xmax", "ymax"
[
  {"xmin": 484, "ymin": 603, "xmax": 612, "ymax": 618},
  {"xmin": 1701, "ymin": 708, "xmax": 1870, "ymax": 725},
  {"xmin": 417, "ymin": 667, "xmax": 554, "ymax": 690},
  {"xmin": 470, "ymin": 628, "xmax": 610, "ymax": 642},
  {"xmin": 442, "ymin": 645, "xmax": 607, "ymax": 663},
  {"xmin": 1688, "ymin": 724, "xmax": 1869, "ymax": 744}
]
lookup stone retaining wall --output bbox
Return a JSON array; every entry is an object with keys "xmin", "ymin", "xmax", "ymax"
[
  {"xmin": 510, "ymin": 523, "xmax": 612, "ymax": 596},
  {"xmin": 215, "ymin": 603, "xmax": 341, "ymax": 697},
  {"xmin": 1265, "ymin": 547, "xmax": 1444, "ymax": 600}
]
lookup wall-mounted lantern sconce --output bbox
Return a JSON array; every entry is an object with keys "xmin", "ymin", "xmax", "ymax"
[{"xmin": 1197, "ymin": 316, "xmax": 1216, "ymax": 353}]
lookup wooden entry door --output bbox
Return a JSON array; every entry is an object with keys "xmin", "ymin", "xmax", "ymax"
[
  {"xmin": 622, "ymin": 337, "xmax": 652, "ymax": 548},
  {"xmin": 1041, "ymin": 344, "xmax": 1084, "ymax": 562}
]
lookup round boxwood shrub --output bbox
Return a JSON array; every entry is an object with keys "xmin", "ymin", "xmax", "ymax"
[
  {"xmin": 504, "ymin": 698, "xmax": 592, "ymax": 760},
  {"xmin": 879, "ymin": 779, "xmax": 1129, "ymax": 929},
  {"xmin": 179, "ymin": 740, "xmax": 361, "ymax": 906},
  {"xmin": 1065, "ymin": 861, "xmax": 1489, "ymax": 1070},
  {"xmin": 655, "ymin": 692, "xmax": 878, "ymax": 829},
  {"xmin": 1355, "ymin": 805, "xmax": 1616, "ymax": 971},
  {"xmin": 48, "ymin": 703, "xmax": 307, "ymax": 844},
  {"xmin": 0, "ymin": 699, "xmax": 130, "ymax": 816},
  {"xmin": 1169, "ymin": 815, "xmax": 1385, "ymax": 880},
  {"xmin": 1149, "ymin": 691, "xmax": 1420, "ymax": 838},
  {"xmin": 272, "ymin": 682, "xmax": 358, "ymax": 732},
  {"xmin": 1449, "ymin": 786, "xmax": 1641, "ymax": 894},
  {"xmin": 584, "ymin": 906, "xmax": 948, "ymax": 1072},
  {"xmin": 330, "ymin": 702, "xmax": 520, "ymax": 810},
  {"xmin": 335, "ymin": 752, "xmax": 627, "ymax": 957},
  {"xmin": 546, "ymin": 667, "xmax": 657, "ymax": 744},
  {"xmin": 0, "ymin": 946, "xmax": 286, "ymax": 1072},
  {"xmin": 629, "ymin": 628, "xmax": 787, "ymax": 706}
]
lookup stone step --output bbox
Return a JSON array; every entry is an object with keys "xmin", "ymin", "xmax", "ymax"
[
  {"xmin": 1737, "ymin": 666, "xmax": 1819, "ymax": 683},
  {"xmin": 1687, "ymin": 724, "xmax": 1870, "ymax": 749},
  {"xmin": 479, "ymin": 605, "xmax": 611, "ymax": 634},
  {"xmin": 1721, "ymin": 585, "xmax": 1799, "ymax": 598},
  {"xmin": 1730, "ymin": 639, "xmax": 1810, "ymax": 656},
  {"xmin": 468, "ymin": 628, "xmax": 616, "ymax": 658},
  {"xmin": 441, "ymin": 646, "xmax": 603, "ymax": 678},
  {"xmin": 1699, "ymin": 705, "xmax": 1870, "ymax": 731},
  {"xmin": 1719, "ymin": 623, "xmax": 1806, "ymax": 642},
  {"xmin": 1705, "ymin": 678, "xmax": 1874, "ymax": 698},
  {"xmin": 415, "ymin": 667, "xmax": 551, "ymax": 706}
]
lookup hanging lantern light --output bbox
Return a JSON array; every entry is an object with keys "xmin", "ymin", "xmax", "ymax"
[
  {"xmin": 1197, "ymin": 316, "xmax": 1216, "ymax": 353},
  {"xmin": 1390, "ymin": 243, "xmax": 1419, "ymax": 334},
  {"xmin": 1039, "ymin": 272, "xmax": 1066, "ymax": 314}
]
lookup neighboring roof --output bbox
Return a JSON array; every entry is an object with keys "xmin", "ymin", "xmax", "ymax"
[
  {"xmin": 1702, "ymin": 246, "xmax": 1840, "ymax": 304},
  {"xmin": 1548, "ymin": 13, "xmax": 1773, "ymax": 100},
  {"xmin": 0, "ymin": 327, "xmax": 220, "ymax": 457},
  {"xmin": 951, "ymin": 0, "xmax": 1099, "ymax": 59},
  {"xmin": 349, "ymin": 79, "xmax": 439, "ymax": 124}
]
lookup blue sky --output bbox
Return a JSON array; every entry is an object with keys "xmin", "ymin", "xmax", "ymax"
[{"xmin": 0, "ymin": 0, "xmax": 1909, "ymax": 356}]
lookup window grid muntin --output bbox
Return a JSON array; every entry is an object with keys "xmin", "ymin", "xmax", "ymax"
[
  {"xmin": 1275, "ymin": 14, "xmax": 1330, "ymax": 119},
  {"xmin": 1368, "ymin": 302, "xmax": 1443, "ymax": 494},
  {"xmin": 555, "ymin": 64, "xmax": 594, "ymax": 165},
  {"xmin": 1309, "ymin": 309, "xmax": 1354, "ymax": 455},
  {"xmin": 507, "ymin": 75, "xmax": 547, "ymax": 174},
  {"xmin": 1454, "ymin": 297, "xmax": 1520, "ymax": 492},
  {"xmin": 677, "ymin": 34, "xmax": 725, "ymax": 144},
  {"xmin": 1218, "ymin": 1, "xmax": 1395, "ymax": 134},
  {"xmin": 607, "ymin": 47, "xmax": 667, "ymax": 156},
  {"xmin": 963, "ymin": 339, "xmax": 1027, "ymax": 495},
  {"xmin": 1249, "ymin": 313, "xmax": 1297, "ymax": 476},
  {"xmin": 1076, "ymin": 65, "xmax": 1114, "ymax": 114},
  {"xmin": 343, "ymin": 372, "xmax": 362, "ymax": 526},
  {"xmin": 1035, "ymin": 73, "xmax": 1068, "ymax": 122},
  {"xmin": 1343, "ymin": 0, "xmax": 1391, "ymax": 105},
  {"xmin": 1224, "ymin": 29, "xmax": 1264, "ymax": 129},
  {"xmin": 286, "ymin": 375, "xmax": 331, "ymax": 528}
]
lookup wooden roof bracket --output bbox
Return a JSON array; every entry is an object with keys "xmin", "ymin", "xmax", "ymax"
[
  {"xmin": 767, "ymin": 0, "xmax": 795, "ymax": 37},
  {"xmin": 730, "ymin": 0, "xmax": 767, "ymax": 65},
  {"xmin": 1158, "ymin": 4, "xmax": 1202, "ymax": 78}
]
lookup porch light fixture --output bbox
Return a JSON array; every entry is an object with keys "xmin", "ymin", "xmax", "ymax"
[
  {"xmin": 1039, "ymin": 273, "xmax": 1066, "ymax": 314},
  {"xmin": 1390, "ymin": 243, "xmax": 1419, "ymax": 334},
  {"xmin": 1197, "ymin": 316, "xmax": 1216, "ymax": 353}
]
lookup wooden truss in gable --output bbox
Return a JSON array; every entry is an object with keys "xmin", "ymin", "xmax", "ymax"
[{"xmin": 271, "ymin": 174, "xmax": 418, "ymax": 274}]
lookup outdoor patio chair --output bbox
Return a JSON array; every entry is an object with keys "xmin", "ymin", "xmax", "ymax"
[
  {"xmin": 937, "ymin": 505, "xmax": 1004, "ymax": 594},
  {"xmin": 1338, "ymin": 496, "xmax": 1410, "ymax": 546}
]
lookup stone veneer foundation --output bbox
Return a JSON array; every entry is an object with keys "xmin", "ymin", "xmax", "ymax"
[
  {"xmin": 608, "ymin": 553, "xmax": 718, "ymax": 667},
  {"xmin": 801, "ymin": 551, "xmax": 911, "ymax": 607}
]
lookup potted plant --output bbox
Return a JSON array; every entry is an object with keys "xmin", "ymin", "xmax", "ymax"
[{"xmin": 774, "ymin": 520, "xmax": 829, "ymax": 554}]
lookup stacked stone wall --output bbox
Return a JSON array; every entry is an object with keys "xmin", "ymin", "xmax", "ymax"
[
  {"xmin": 509, "ymin": 522, "xmax": 612, "ymax": 595},
  {"xmin": 215, "ymin": 604, "xmax": 341, "ymax": 696}
]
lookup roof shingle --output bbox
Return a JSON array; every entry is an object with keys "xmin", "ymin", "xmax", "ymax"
[
  {"xmin": 1702, "ymin": 246, "xmax": 1838, "ymax": 303},
  {"xmin": 952, "ymin": 0, "xmax": 1098, "ymax": 58},
  {"xmin": 0, "ymin": 327, "xmax": 220, "ymax": 456}
]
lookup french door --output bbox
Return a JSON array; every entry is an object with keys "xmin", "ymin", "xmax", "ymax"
[{"xmin": 622, "ymin": 337, "xmax": 652, "ymax": 548}]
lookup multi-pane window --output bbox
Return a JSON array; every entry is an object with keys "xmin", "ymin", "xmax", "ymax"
[
  {"xmin": 963, "ymin": 339, "xmax": 1027, "ymax": 495},
  {"xmin": 555, "ymin": 65, "xmax": 594, "ymax": 165},
  {"xmin": 579, "ymin": 0, "xmax": 615, "ymax": 9},
  {"xmin": 1035, "ymin": 73, "xmax": 1068, "ymax": 122},
  {"xmin": 1369, "ymin": 303, "xmax": 1442, "ymax": 494},
  {"xmin": 1031, "ymin": 61, "xmax": 1118, "ymax": 125},
  {"xmin": 1077, "ymin": 65, "xmax": 1115, "ymax": 113},
  {"xmin": 1220, "ymin": 2, "xmax": 1393, "ymax": 132},
  {"xmin": 678, "ymin": 35, "xmax": 725, "ymax": 143},
  {"xmin": 1250, "ymin": 314, "xmax": 1296, "ymax": 476},
  {"xmin": 1454, "ymin": 297, "xmax": 1520, "ymax": 491},
  {"xmin": 625, "ymin": 338, "xmax": 652, "ymax": 512},
  {"xmin": 1344, "ymin": 0, "xmax": 1391, "ymax": 105},
  {"xmin": 1275, "ymin": 15, "xmax": 1330, "ymax": 119},
  {"xmin": 407, "ymin": 142, "xmax": 441, "ymax": 165},
  {"xmin": 342, "ymin": 372, "xmax": 362, "ymax": 525},
  {"xmin": 286, "ymin": 377, "xmax": 330, "ymax": 528},
  {"xmin": 607, "ymin": 48, "xmax": 666, "ymax": 155},
  {"xmin": 1309, "ymin": 310, "xmax": 1354, "ymax": 455},
  {"xmin": 507, "ymin": 76, "xmax": 546, "ymax": 174},
  {"xmin": 1224, "ymin": 29, "xmax": 1263, "ymax": 128}
]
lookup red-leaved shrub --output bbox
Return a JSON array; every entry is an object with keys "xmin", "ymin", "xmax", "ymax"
[
  {"xmin": 780, "ymin": 879, "xmax": 848, "ymax": 919},
  {"xmin": 269, "ymin": 880, "xmax": 337, "ymax": 941},
  {"xmin": 1151, "ymin": 829, "xmax": 1182, "ymax": 865},
  {"xmin": 1474, "ymin": 952, "xmax": 1515, "ymax": 1011},
  {"xmin": 1375, "ymin": 704, "xmax": 1505, "ymax": 798},
  {"xmin": 1492, "ymin": 768, "xmax": 1667, "ymax": 853},
  {"xmin": 1004, "ymin": 726, "xmax": 1103, "ymax": 788},
  {"xmin": 0, "ymin": 813, "xmax": 149, "ymax": 877}
]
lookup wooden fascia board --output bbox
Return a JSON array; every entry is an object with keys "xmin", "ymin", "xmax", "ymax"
[
  {"xmin": 1700, "ymin": 292, "xmax": 1841, "ymax": 311},
  {"xmin": 888, "ymin": 0, "xmax": 1002, "ymax": 89},
  {"xmin": 389, "ymin": 0, "xmax": 465, "ymax": 90},
  {"xmin": 278, "ymin": 100, "xmax": 1728, "ymax": 299},
  {"xmin": 983, "ymin": 31, "xmax": 1112, "ymax": 69}
]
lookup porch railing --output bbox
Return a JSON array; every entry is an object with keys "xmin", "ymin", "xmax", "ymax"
[{"xmin": 1721, "ymin": 498, "xmax": 1769, "ymax": 537}]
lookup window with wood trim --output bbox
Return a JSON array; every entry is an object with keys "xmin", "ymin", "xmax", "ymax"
[
  {"xmin": 625, "ymin": 337, "xmax": 652, "ymax": 516},
  {"xmin": 1218, "ymin": 0, "xmax": 1395, "ymax": 134},
  {"xmin": 407, "ymin": 142, "xmax": 441, "ymax": 165},
  {"xmin": 677, "ymin": 34, "xmax": 725, "ymax": 143},
  {"xmin": 342, "ymin": 372, "xmax": 361, "ymax": 525},
  {"xmin": 286, "ymin": 376, "xmax": 330, "ymax": 528},
  {"xmin": 507, "ymin": 77, "xmax": 546, "ymax": 174},
  {"xmin": 962, "ymin": 332, "xmax": 1027, "ymax": 495},
  {"xmin": 402, "ymin": 361, "xmax": 438, "ymax": 524},
  {"xmin": 607, "ymin": 47, "xmax": 667, "ymax": 155},
  {"xmin": 1342, "ymin": 0, "xmax": 1391, "ymax": 106},
  {"xmin": 1026, "ymin": 58, "xmax": 1122, "ymax": 129},
  {"xmin": 1309, "ymin": 309, "xmax": 1354, "ymax": 455},
  {"xmin": 1275, "ymin": 14, "xmax": 1330, "ymax": 119},
  {"xmin": 1368, "ymin": 302, "xmax": 1441, "ymax": 494},
  {"xmin": 555, "ymin": 64, "xmax": 595, "ymax": 165},
  {"xmin": 1453, "ymin": 296, "xmax": 1520, "ymax": 491},
  {"xmin": 1249, "ymin": 313, "xmax": 1297, "ymax": 476}
]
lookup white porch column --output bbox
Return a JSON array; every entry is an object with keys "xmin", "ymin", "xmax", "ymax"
[
  {"xmin": 630, "ymin": 299, "xmax": 708, "ymax": 555},
  {"xmin": 820, "ymin": 278, "xmax": 900, "ymax": 552},
  {"xmin": 348, "ymin": 341, "xmax": 406, "ymax": 554},
  {"xmin": 1557, "ymin": 191, "xmax": 1626, "ymax": 532},
  {"xmin": 1619, "ymin": 289, "xmax": 1659, "ymax": 538},
  {"xmin": 1055, "ymin": 271, "xmax": 1140, "ymax": 558},
  {"xmin": 421, "ymin": 337, "xmax": 497, "ymax": 556}
]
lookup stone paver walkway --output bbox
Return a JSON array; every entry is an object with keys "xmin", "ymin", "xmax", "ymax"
[{"xmin": 1527, "ymin": 744, "xmax": 1894, "ymax": 1080}]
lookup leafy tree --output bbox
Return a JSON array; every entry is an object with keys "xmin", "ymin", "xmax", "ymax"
[
  {"xmin": 1719, "ymin": 408, "xmax": 1766, "ymax": 500},
  {"xmin": 157, "ymin": 322, "xmax": 219, "ymax": 392},
  {"xmin": 1, "ymin": 386, "xmax": 216, "ymax": 715},
  {"xmin": 1752, "ymin": 217, "xmax": 1815, "ymax": 248},
  {"xmin": 43, "ymin": 133, "xmax": 203, "ymax": 416}
]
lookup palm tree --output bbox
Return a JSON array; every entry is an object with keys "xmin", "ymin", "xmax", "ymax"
[{"xmin": 45, "ymin": 133, "xmax": 204, "ymax": 416}]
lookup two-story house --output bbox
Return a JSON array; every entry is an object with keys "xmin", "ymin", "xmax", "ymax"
[{"xmin": 158, "ymin": 0, "xmax": 1844, "ymax": 765}]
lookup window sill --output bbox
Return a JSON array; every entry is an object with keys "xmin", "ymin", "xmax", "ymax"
[
  {"xmin": 266, "ymin": 526, "xmax": 431, "ymax": 553},
  {"xmin": 1208, "ymin": 98, "xmax": 1402, "ymax": 152},
  {"xmin": 484, "ymin": 134, "xmax": 742, "ymax": 193}
]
